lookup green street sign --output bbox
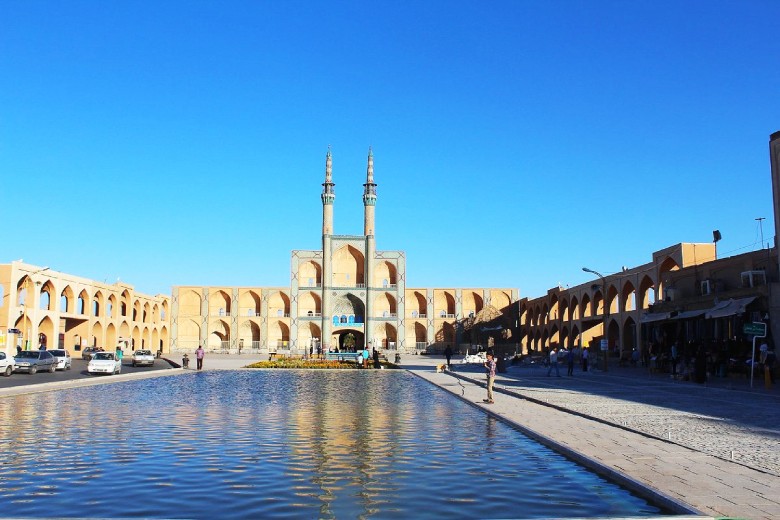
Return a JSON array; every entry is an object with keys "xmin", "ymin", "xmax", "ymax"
[{"xmin": 743, "ymin": 322, "xmax": 767, "ymax": 336}]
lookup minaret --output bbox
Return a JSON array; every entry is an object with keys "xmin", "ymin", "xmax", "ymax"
[
  {"xmin": 363, "ymin": 147, "xmax": 377, "ymax": 350},
  {"xmin": 321, "ymin": 147, "xmax": 335, "ymax": 351},
  {"xmin": 363, "ymin": 147, "xmax": 377, "ymax": 236},
  {"xmin": 322, "ymin": 147, "xmax": 335, "ymax": 235}
]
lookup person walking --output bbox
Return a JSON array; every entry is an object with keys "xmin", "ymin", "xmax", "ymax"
[
  {"xmin": 566, "ymin": 347, "xmax": 574, "ymax": 376},
  {"xmin": 671, "ymin": 341, "xmax": 679, "ymax": 378},
  {"xmin": 483, "ymin": 352, "xmax": 496, "ymax": 404},
  {"xmin": 195, "ymin": 345, "xmax": 205, "ymax": 370},
  {"xmin": 547, "ymin": 347, "xmax": 560, "ymax": 377},
  {"xmin": 444, "ymin": 345, "xmax": 453, "ymax": 370},
  {"xmin": 582, "ymin": 347, "xmax": 589, "ymax": 372},
  {"xmin": 372, "ymin": 348, "xmax": 380, "ymax": 369}
]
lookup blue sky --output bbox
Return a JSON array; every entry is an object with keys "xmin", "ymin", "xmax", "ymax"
[{"xmin": 2, "ymin": 0, "xmax": 779, "ymax": 299}]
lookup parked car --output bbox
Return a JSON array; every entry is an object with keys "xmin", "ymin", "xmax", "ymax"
[
  {"xmin": 132, "ymin": 349, "xmax": 155, "ymax": 367},
  {"xmin": 0, "ymin": 352, "xmax": 15, "ymax": 376},
  {"xmin": 49, "ymin": 349, "xmax": 72, "ymax": 370},
  {"xmin": 88, "ymin": 352, "xmax": 122, "ymax": 375},
  {"xmin": 14, "ymin": 350, "xmax": 57, "ymax": 374},
  {"xmin": 81, "ymin": 347, "xmax": 99, "ymax": 360}
]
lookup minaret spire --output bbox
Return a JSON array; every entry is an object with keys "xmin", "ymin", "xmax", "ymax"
[
  {"xmin": 321, "ymin": 146, "xmax": 335, "ymax": 235},
  {"xmin": 363, "ymin": 146, "xmax": 377, "ymax": 236}
]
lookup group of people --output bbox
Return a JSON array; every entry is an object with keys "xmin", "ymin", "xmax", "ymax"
[
  {"xmin": 545, "ymin": 346, "xmax": 589, "ymax": 377},
  {"xmin": 182, "ymin": 346, "xmax": 205, "ymax": 370},
  {"xmin": 356, "ymin": 348, "xmax": 382, "ymax": 368}
]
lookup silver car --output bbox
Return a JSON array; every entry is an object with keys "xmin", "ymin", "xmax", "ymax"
[{"xmin": 14, "ymin": 350, "xmax": 57, "ymax": 374}]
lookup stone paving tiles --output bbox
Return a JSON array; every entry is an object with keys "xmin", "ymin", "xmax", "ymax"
[{"xmin": 403, "ymin": 355, "xmax": 780, "ymax": 520}]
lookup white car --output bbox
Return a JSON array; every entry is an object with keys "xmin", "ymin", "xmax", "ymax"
[
  {"xmin": 131, "ymin": 349, "xmax": 155, "ymax": 367},
  {"xmin": 49, "ymin": 349, "xmax": 72, "ymax": 370},
  {"xmin": 0, "ymin": 352, "xmax": 15, "ymax": 377},
  {"xmin": 88, "ymin": 352, "xmax": 122, "ymax": 375}
]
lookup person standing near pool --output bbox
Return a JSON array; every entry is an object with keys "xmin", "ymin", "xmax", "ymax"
[
  {"xmin": 483, "ymin": 352, "xmax": 496, "ymax": 404},
  {"xmin": 196, "ymin": 345, "xmax": 205, "ymax": 370}
]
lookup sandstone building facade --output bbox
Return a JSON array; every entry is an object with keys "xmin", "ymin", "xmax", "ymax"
[
  {"xmin": 0, "ymin": 261, "xmax": 170, "ymax": 356},
  {"xmin": 170, "ymin": 149, "xmax": 518, "ymax": 355}
]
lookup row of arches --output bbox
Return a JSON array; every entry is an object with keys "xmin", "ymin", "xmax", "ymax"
[
  {"xmin": 520, "ymin": 255, "xmax": 683, "ymax": 354},
  {"xmin": 12, "ymin": 276, "xmax": 168, "ymax": 323},
  {"xmin": 298, "ymin": 253, "xmax": 399, "ymax": 288},
  {"xmin": 12, "ymin": 313, "xmax": 169, "ymax": 351},
  {"xmin": 179, "ymin": 288, "xmax": 513, "ymax": 320}
]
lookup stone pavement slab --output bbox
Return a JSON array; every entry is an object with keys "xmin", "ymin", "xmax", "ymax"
[{"xmin": 402, "ymin": 354, "xmax": 780, "ymax": 520}]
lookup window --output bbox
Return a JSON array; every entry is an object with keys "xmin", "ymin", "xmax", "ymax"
[{"xmin": 741, "ymin": 271, "xmax": 766, "ymax": 288}]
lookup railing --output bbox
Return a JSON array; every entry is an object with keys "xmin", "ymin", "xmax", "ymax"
[
  {"xmin": 242, "ymin": 310, "xmax": 261, "ymax": 317},
  {"xmin": 415, "ymin": 342, "xmax": 427, "ymax": 350},
  {"xmin": 210, "ymin": 311, "xmax": 231, "ymax": 317},
  {"xmin": 299, "ymin": 282, "xmax": 323, "ymax": 288},
  {"xmin": 378, "ymin": 313, "xmax": 397, "ymax": 318},
  {"xmin": 437, "ymin": 313, "xmax": 456, "ymax": 319},
  {"xmin": 301, "ymin": 312, "xmax": 322, "ymax": 318},
  {"xmin": 410, "ymin": 313, "xmax": 427, "ymax": 319}
]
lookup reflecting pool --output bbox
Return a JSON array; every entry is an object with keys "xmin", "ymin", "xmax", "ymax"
[{"xmin": 0, "ymin": 371, "xmax": 665, "ymax": 518}]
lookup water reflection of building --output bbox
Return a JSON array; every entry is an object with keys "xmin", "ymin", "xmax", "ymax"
[
  {"xmin": 0, "ymin": 262, "xmax": 170, "ymax": 356},
  {"xmin": 171, "ymin": 149, "xmax": 518, "ymax": 355}
]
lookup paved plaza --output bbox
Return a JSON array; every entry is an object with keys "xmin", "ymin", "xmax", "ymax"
[{"xmin": 402, "ymin": 354, "xmax": 780, "ymax": 520}]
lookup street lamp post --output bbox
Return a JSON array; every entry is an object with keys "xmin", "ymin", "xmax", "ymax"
[{"xmin": 582, "ymin": 267, "xmax": 608, "ymax": 372}]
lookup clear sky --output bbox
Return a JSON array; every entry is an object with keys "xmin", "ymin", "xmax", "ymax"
[{"xmin": 2, "ymin": 1, "xmax": 779, "ymax": 299}]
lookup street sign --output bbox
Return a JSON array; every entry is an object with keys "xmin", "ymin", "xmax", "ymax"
[
  {"xmin": 743, "ymin": 322, "xmax": 767, "ymax": 336},
  {"xmin": 600, "ymin": 339, "xmax": 608, "ymax": 351},
  {"xmin": 8, "ymin": 328, "xmax": 21, "ymax": 334}
]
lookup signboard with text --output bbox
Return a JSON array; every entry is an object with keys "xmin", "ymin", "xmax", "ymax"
[{"xmin": 743, "ymin": 322, "xmax": 767, "ymax": 337}]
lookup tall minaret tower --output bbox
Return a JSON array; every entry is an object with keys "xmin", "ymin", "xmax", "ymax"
[
  {"xmin": 363, "ymin": 147, "xmax": 377, "ymax": 349},
  {"xmin": 321, "ymin": 147, "xmax": 335, "ymax": 350},
  {"xmin": 363, "ymin": 147, "xmax": 377, "ymax": 236},
  {"xmin": 322, "ymin": 147, "xmax": 335, "ymax": 235}
]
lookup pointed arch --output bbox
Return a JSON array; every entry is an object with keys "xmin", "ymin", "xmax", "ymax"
[
  {"xmin": 462, "ymin": 291, "xmax": 484, "ymax": 317},
  {"xmin": 239, "ymin": 289, "xmax": 262, "ymax": 317},
  {"xmin": 374, "ymin": 292, "xmax": 397, "ymax": 317},
  {"xmin": 269, "ymin": 291, "xmax": 291, "ymax": 317},
  {"xmin": 106, "ymin": 323, "xmax": 117, "ymax": 349},
  {"xmin": 179, "ymin": 289, "xmax": 201, "ymax": 315},
  {"xmin": 60, "ymin": 285, "xmax": 74, "ymax": 313},
  {"xmin": 298, "ymin": 260, "xmax": 323, "ymax": 287},
  {"xmin": 39, "ymin": 280, "xmax": 54, "ymax": 311},
  {"xmin": 490, "ymin": 290, "xmax": 511, "ymax": 310},
  {"xmin": 299, "ymin": 291, "xmax": 322, "ymax": 316},
  {"xmin": 374, "ymin": 261, "xmax": 397, "ymax": 287},
  {"xmin": 209, "ymin": 290, "xmax": 232, "ymax": 316},
  {"xmin": 332, "ymin": 245, "xmax": 365, "ymax": 286},
  {"xmin": 621, "ymin": 280, "xmax": 637, "ymax": 313},
  {"xmin": 38, "ymin": 316, "xmax": 55, "ymax": 348}
]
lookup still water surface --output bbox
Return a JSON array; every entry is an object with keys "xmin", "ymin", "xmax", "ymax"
[{"xmin": 0, "ymin": 371, "xmax": 664, "ymax": 518}]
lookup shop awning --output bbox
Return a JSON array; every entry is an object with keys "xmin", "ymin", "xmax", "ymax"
[
  {"xmin": 640, "ymin": 311, "xmax": 671, "ymax": 324},
  {"xmin": 704, "ymin": 297, "xmax": 757, "ymax": 319},
  {"xmin": 672, "ymin": 309, "xmax": 707, "ymax": 320}
]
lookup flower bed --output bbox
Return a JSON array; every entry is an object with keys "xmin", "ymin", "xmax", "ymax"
[{"xmin": 245, "ymin": 359, "xmax": 397, "ymax": 369}]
